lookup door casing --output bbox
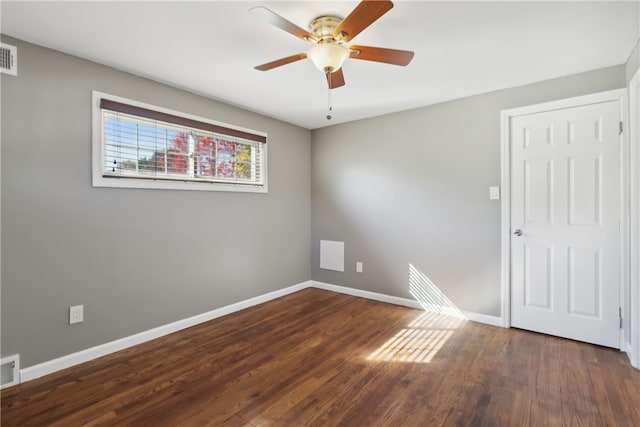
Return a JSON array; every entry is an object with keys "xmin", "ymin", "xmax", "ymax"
[
  {"xmin": 628, "ymin": 69, "xmax": 640, "ymax": 369},
  {"xmin": 500, "ymin": 89, "xmax": 628, "ymax": 352}
]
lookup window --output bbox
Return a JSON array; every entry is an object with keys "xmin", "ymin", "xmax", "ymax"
[{"xmin": 92, "ymin": 91, "xmax": 267, "ymax": 192}]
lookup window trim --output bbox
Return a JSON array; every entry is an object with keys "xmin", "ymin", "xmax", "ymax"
[{"xmin": 92, "ymin": 91, "xmax": 268, "ymax": 193}]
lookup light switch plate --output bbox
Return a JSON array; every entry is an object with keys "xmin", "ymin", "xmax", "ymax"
[{"xmin": 489, "ymin": 186, "xmax": 500, "ymax": 200}]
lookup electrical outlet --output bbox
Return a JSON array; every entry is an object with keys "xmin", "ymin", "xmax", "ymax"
[
  {"xmin": 356, "ymin": 262, "xmax": 363, "ymax": 273},
  {"xmin": 69, "ymin": 305, "xmax": 83, "ymax": 324}
]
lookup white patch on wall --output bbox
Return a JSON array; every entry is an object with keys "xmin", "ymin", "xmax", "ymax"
[
  {"xmin": 1, "ymin": 355, "xmax": 20, "ymax": 389},
  {"xmin": 320, "ymin": 240, "xmax": 345, "ymax": 272},
  {"xmin": 0, "ymin": 43, "xmax": 17, "ymax": 76}
]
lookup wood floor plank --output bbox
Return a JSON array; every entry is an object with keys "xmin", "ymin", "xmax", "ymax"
[{"xmin": 2, "ymin": 288, "xmax": 639, "ymax": 426}]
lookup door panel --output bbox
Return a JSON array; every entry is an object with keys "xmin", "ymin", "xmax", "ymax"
[
  {"xmin": 567, "ymin": 246, "xmax": 600, "ymax": 317},
  {"xmin": 568, "ymin": 155, "xmax": 601, "ymax": 226},
  {"xmin": 523, "ymin": 243, "xmax": 553, "ymax": 310},
  {"xmin": 568, "ymin": 117, "xmax": 602, "ymax": 145},
  {"xmin": 510, "ymin": 100, "xmax": 620, "ymax": 348},
  {"xmin": 524, "ymin": 159, "xmax": 553, "ymax": 224}
]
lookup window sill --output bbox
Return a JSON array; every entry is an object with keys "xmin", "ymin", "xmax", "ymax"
[{"xmin": 92, "ymin": 175, "xmax": 268, "ymax": 193}]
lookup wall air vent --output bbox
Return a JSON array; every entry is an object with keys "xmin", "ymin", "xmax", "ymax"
[
  {"xmin": 0, "ymin": 43, "xmax": 18, "ymax": 76},
  {"xmin": 1, "ymin": 355, "xmax": 20, "ymax": 389}
]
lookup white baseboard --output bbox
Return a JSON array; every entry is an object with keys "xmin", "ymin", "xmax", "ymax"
[
  {"xmin": 311, "ymin": 281, "xmax": 423, "ymax": 310},
  {"xmin": 623, "ymin": 339, "xmax": 639, "ymax": 369},
  {"xmin": 631, "ymin": 345, "xmax": 640, "ymax": 370},
  {"xmin": 463, "ymin": 311, "xmax": 504, "ymax": 327},
  {"xmin": 311, "ymin": 281, "xmax": 503, "ymax": 327},
  {"xmin": 20, "ymin": 281, "xmax": 312, "ymax": 383},
  {"xmin": 19, "ymin": 279, "xmax": 503, "ymax": 384}
]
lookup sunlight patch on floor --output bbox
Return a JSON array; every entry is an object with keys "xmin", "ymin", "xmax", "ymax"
[
  {"xmin": 367, "ymin": 312, "xmax": 465, "ymax": 363},
  {"xmin": 367, "ymin": 264, "xmax": 468, "ymax": 363}
]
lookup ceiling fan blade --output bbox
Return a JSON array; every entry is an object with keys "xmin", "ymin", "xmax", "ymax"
[
  {"xmin": 326, "ymin": 68, "xmax": 346, "ymax": 89},
  {"xmin": 250, "ymin": 6, "xmax": 318, "ymax": 42},
  {"xmin": 255, "ymin": 53, "xmax": 307, "ymax": 71},
  {"xmin": 349, "ymin": 45, "xmax": 414, "ymax": 66},
  {"xmin": 333, "ymin": 0, "xmax": 393, "ymax": 42}
]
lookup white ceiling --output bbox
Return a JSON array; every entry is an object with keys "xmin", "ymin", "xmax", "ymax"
[{"xmin": 2, "ymin": 1, "xmax": 638, "ymax": 129}]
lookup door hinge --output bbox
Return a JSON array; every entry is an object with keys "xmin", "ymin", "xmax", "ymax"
[
  {"xmin": 619, "ymin": 121, "xmax": 623, "ymax": 135},
  {"xmin": 619, "ymin": 307, "xmax": 623, "ymax": 329}
]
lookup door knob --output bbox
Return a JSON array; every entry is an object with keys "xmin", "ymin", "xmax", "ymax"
[{"xmin": 513, "ymin": 229, "xmax": 523, "ymax": 236}]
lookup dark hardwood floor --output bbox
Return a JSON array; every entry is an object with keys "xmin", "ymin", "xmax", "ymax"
[{"xmin": 2, "ymin": 288, "xmax": 639, "ymax": 426}]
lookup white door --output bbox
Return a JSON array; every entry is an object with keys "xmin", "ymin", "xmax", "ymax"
[{"xmin": 510, "ymin": 99, "xmax": 621, "ymax": 348}]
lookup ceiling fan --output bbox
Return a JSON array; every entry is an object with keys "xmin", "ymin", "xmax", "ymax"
[{"xmin": 251, "ymin": 0, "xmax": 414, "ymax": 90}]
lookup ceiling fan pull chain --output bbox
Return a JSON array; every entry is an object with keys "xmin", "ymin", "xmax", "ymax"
[{"xmin": 327, "ymin": 71, "xmax": 333, "ymax": 120}]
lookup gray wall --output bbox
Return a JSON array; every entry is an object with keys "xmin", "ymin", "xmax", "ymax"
[
  {"xmin": 311, "ymin": 65, "xmax": 626, "ymax": 317},
  {"xmin": 1, "ymin": 37, "xmax": 311, "ymax": 367}
]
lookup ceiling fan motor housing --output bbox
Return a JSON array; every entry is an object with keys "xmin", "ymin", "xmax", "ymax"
[{"xmin": 310, "ymin": 16, "xmax": 344, "ymax": 41}]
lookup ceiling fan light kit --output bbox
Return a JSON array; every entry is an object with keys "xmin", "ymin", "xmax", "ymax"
[{"xmin": 307, "ymin": 43, "xmax": 349, "ymax": 73}]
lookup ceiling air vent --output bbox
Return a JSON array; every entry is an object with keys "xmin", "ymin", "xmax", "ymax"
[{"xmin": 0, "ymin": 43, "xmax": 17, "ymax": 76}]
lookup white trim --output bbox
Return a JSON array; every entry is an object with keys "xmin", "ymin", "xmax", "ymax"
[
  {"xmin": 629, "ymin": 68, "xmax": 640, "ymax": 369},
  {"xmin": 91, "ymin": 91, "xmax": 268, "ymax": 193},
  {"xmin": 619, "ymin": 89, "xmax": 631, "ymax": 353},
  {"xmin": 465, "ymin": 311, "xmax": 504, "ymax": 328},
  {"xmin": 19, "ymin": 281, "xmax": 311, "ymax": 383},
  {"xmin": 501, "ymin": 89, "xmax": 626, "ymax": 117},
  {"xmin": 312, "ymin": 280, "xmax": 423, "ymax": 309},
  {"xmin": 311, "ymin": 281, "xmax": 503, "ymax": 327},
  {"xmin": 18, "ymin": 278, "xmax": 506, "ymax": 384},
  {"xmin": 620, "ymin": 92, "xmax": 630, "ymax": 352},
  {"xmin": 500, "ymin": 89, "xmax": 628, "ymax": 347},
  {"xmin": 500, "ymin": 109, "xmax": 512, "ymax": 328}
]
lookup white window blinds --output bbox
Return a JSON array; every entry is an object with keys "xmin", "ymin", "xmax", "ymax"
[{"xmin": 100, "ymin": 98, "xmax": 265, "ymax": 187}]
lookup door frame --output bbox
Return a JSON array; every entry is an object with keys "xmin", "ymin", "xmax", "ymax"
[
  {"xmin": 500, "ymin": 89, "xmax": 628, "ymax": 351},
  {"xmin": 629, "ymin": 69, "xmax": 640, "ymax": 369}
]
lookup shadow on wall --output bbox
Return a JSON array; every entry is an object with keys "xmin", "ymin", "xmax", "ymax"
[{"xmin": 409, "ymin": 263, "xmax": 466, "ymax": 319}]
